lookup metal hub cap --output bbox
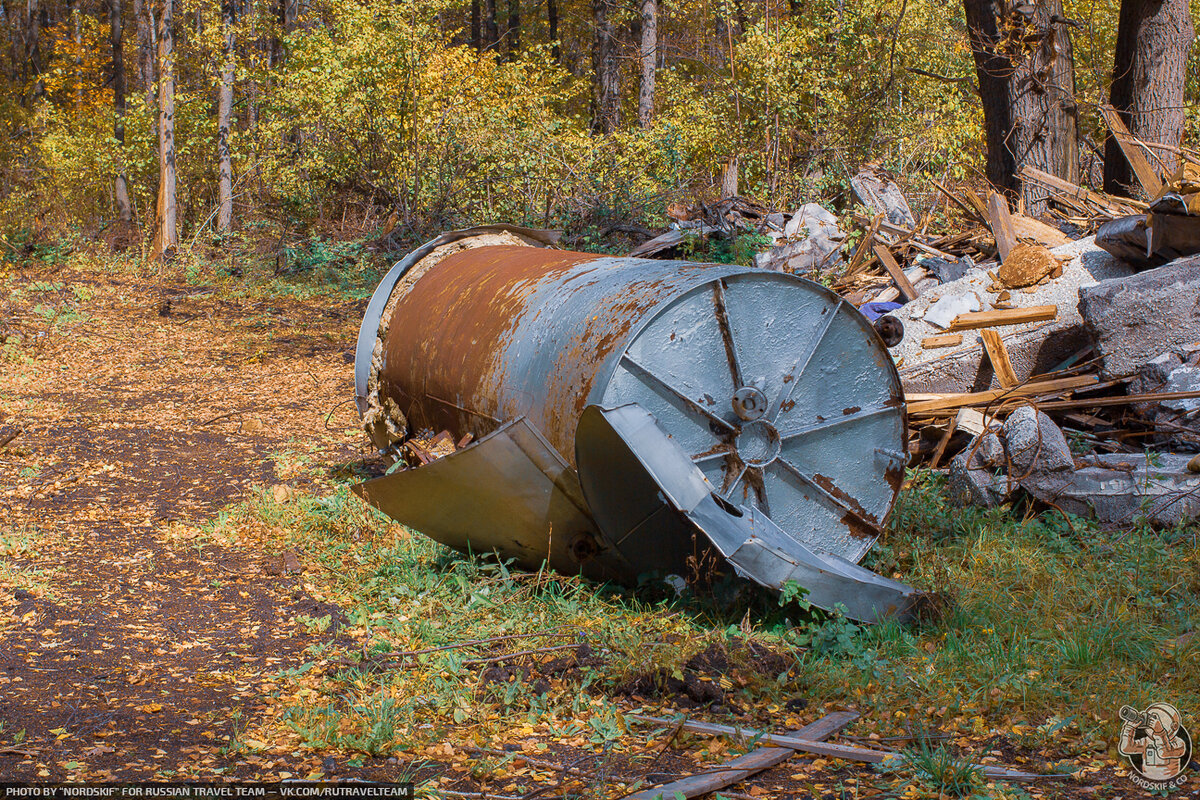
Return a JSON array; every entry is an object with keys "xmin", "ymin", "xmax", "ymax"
[
  {"xmin": 732, "ymin": 386, "xmax": 768, "ymax": 421},
  {"xmin": 597, "ymin": 271, "xmax": 906, "ymax": 563},
  {"xmin": 736, "ymin": 420, "xmax": 781, "ymax": 466}
]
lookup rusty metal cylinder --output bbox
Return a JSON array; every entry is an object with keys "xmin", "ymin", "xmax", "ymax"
[{"xmin": 356, "ymin": 226, "xmax": 907, "ymax": 565}]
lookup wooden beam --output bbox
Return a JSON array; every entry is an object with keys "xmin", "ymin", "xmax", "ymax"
[
  {"xmin": 987, "ymin": 191, "xmax": 1017, "ymax": 262},
  {"xmin": 947, "ymin": 305, "xmax": 1058, "ymax": 332},
  {"xmin": 629, "ymin": 716, "xmax": 1052, "ymax": 782},
  {"xmin": 622, "ymin": 712, "xmax": 859, "ymax": 800},
  {"xmin": 905, "ymin": 375, "xmax": 1099, "ymax": 415},
  {"xmin": 981, "ymin": 329, "xmax": 1019, "ymax": 388},
  {"xmin": 872, "ymin": 244, "xmax": 919, "ymax": 302},
  {"xmin": 1017, "ymin": 165, "xmax": 1148, "ymax": 213},
  {"xmin": 922, "ymin": 334, "xmax": 963, "ymax": 349},
  {"xmin": 1100, "ymin": 105, "xmax": 1164, "ymax": 198}
]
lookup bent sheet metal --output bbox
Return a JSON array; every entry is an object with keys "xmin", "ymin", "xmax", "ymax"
[{"xmin": 351, "ymin": 225, "xmax": 924, "ymax": 622}]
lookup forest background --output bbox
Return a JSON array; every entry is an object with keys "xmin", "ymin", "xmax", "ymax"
[{"xmin": 0, "ymin": 0, "xmax": 1196, "ymax": 265}]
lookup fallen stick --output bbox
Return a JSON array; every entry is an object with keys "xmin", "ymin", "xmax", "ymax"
[
  {"xmin": 980, "ymin": 329, "xmax": 1019, "ymax": 389},
  {"xmin": 622, "ymin": 712, "xmax": 858, "ymax": 800},
  {"xmin": 628, "ymin": 716, "xmax": 1055, "ymax": 782},
  {"xmin": 0, "ymin": 427, "xmax": 21, "ymax": 448}
]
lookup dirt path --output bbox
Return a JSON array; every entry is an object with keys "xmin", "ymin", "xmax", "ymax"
[{"xmin": 0, "ymin": 267, "xmax": 371, "ymax": 780}]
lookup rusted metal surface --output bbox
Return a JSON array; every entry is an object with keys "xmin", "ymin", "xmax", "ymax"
[{"xmin": 355, "ymin": 231, "xmax": 916, "ymax": 620}]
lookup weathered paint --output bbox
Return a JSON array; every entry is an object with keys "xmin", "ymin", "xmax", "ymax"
[{"xmin": 366, "ymin": 237, "xmax": 908, "ymax": 572}]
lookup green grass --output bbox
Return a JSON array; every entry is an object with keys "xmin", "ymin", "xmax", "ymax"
[{"xmin": 203, "ymin": 465, "xmax": 1200, "ymax": 795}]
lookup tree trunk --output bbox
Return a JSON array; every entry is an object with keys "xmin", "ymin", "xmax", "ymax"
[
  {"xmin": 547, "ymin": 0, "xmax": 559, "ymax": 61},
  {"xmin": 470, "ymin": 0, "xmax": 480, "ymax": 50},
  {"xmin": 484, "ymin": 0, "xmax": 498, "ymax": 50},
  {"xmin": 110, "ymin": 0, "xmax": 132, "ymax": 221},
  {"xmin": 963, "ymin": 0, "xmax": 1079, "ymax": 214},
  {"xmin": 1104, "ymin": 0, "xmax": 1195, "ymax": 196},
  {"xmin": 216, "ymin": 0, "xmax": 235, "ymax": 233},
  {"xmin": 132, "ymin": 0, "xmax": 155, "ymax": 104},
  {"xmin": 637, "ymin": 0, "xmax": 656, "ymax": 127},
  {"xmin": 152, "ymin": 0, "xmax": 177, "ymax": 257},
  {"xmin": 506, "ymin": 0, "xmax": 518, "ymax": 58},
  {"xmin": 591, "ymin": 0, "xmax": 619, "ymax": 133}
]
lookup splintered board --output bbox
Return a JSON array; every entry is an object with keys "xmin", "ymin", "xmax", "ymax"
[{"xmin": 947, "ymin": 305, "xmax": 1057, "ymax": 331}]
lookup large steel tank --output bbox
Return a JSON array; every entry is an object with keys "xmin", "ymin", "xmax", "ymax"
[{"xmin": 352, "ymin": 225, "xmax": 920, "ymax": 622}]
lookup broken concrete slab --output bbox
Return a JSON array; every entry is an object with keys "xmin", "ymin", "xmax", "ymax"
[
  {"xmin": 893, "ymin": 237, "xmax": 1134, "ymax": 394},
  {"xmin": 948, "ymin": 407, "xmax": 1200, "ymax": 526},
  {"xmin": 1025, "ymin": 453, "xmax": 1200, "ymax": 528},
  {"xmin": 1078, "ymin": 253, "xmax": 1200, "ymax": 380},
  {"xmin": 851, "ymin": 167, "xmax": 916, "ymax": 229}
]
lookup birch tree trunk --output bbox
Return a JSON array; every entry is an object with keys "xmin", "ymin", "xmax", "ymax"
[
  {"xmin": 216, "ymin": 0, "xmax": 235, "ymax": 233},
  {"xmin": 110, "ymin": 0, "xmax": 132, "ymax": 222},
  {"xmin": 637, "ymin": 0, "xmax": 656, "ymax": 127},
  {"xmin": 1104, "ymin": 0, "xmax": 1195, "ymax": 196},
  {"xmin": 152, "ymin": 0, "xmax": 177, "ymax": 257}
]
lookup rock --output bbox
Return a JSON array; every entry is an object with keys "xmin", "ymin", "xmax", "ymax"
[
  {"xmin": 1078, "ymin": 253, "xmax": 1200, "ymax": 380},
  {"xmin": 784, "ymin": 203, "xmax": 839, "ymax": 238},
  {"xmin": 994, "ymin": 244, "xmax": 1062, "ymax": 289},
  {"xmin": 1002, "ymin": 406, "xmax": 1074, "ymax": 475},
  {"xmin": 850, "ymin": 166, "xmax": 916, "ymax": 228},
  {"xmin": 895, "ymin": 236, "xmax": 1134, "ymax": 394},
  {"xmin": 947, "ymin": 432, "xmax": 1008, "ymax": 508}
]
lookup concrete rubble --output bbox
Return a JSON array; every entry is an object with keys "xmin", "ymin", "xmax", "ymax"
[
  {"xmin": 893, "ymin": 237, "xmax": 1133, "ymax": 394},
  {"xmin": 1078, "ymin": 253, "xmax": 1200, "ymax": 380},
  {"xmin": 755, "ymin": 202, "xmax": 846, "ymax": 275},
  {"xmin": 950, "ymin": 406, "xmax": 1200, "ymax": 526}
]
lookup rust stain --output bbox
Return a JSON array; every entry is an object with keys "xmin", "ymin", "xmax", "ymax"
[
  {"xmin": 811, "ymin": 472, "xmax": 880, "ymax": 537},
  {"xmin": 842, "ymin": 406, "xmax": 861, "ymax": 415},
  {"xmin": 382, "ymin": 245, "xmax": 604, "ymax": 444}
]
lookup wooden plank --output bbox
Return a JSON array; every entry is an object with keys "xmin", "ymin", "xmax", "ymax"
[
  {"xmin": 955, "ymin": 407, "xmax": 991, "ymax": 437},
  {"xmin": 981, "ymin": 329, "xmax": 1019, "ymax": 388},
  {"xmin": 906, "ymin": 375, "xmax": 1099, "ymax": 415},
  {"xmin": 1009, "ymin": 213, "xmax": 1073, "ymax": 248},
  {"xmin": 1037, "ymin": 389, "xmax": 1200, "ymax": 411},
  {"xmin": 963, "ymin": 188, "xmax": 991, "ymax": 220},
  {"xmin": 622, "ymin": 712, "xmax": 859, "ymax": 800},
  {"xmin": 987, "ymin": 191, "xmax": 1017, "ymax": 262},
  {"xmin": 922, "ymin": 334, "xmax": 963, "ymax": 349},
  {"xmin": 629, "ymin": 716, "xmax": 1052, "ymax": 782},
  {"xmin": 947, "ymin": 305, "xmax": 1058, "ymax": 332},
  {"xmin": 1100, "ymin": 105, "xmax": 1164, "ymax": 198},
  {"xmin": 928, "ymin": 415, "xmax": 958, "ymax": 469},
  {"xmin": 872, "ymin": 244, "xmax": 919, "ymax": 302}
]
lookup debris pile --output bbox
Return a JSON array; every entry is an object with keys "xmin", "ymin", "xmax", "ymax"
[{"xmin": 620, "ymin": 117, "xmax": 1200, "ymax": 527}]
